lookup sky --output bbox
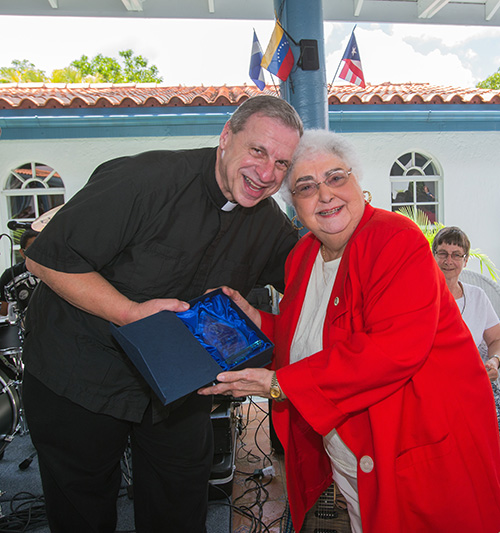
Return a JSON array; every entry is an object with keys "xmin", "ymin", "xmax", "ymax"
[{"xmin": 1, "ymin": 15, "xmax": 500, "ymax": 88}]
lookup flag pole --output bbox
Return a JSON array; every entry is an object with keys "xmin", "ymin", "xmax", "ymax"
[
  {"xmin": 269, "ymin": 73, "xmax": 281, "ymax": 97},
  {"xmin": 327, "ymin": 24, "xmax": 357, "ymax": 92},
  {"xmin": 276, "ymin": 17, "xmax": 299, "ymax": 46}
]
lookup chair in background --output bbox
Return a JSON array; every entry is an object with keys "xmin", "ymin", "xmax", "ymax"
[
  {"xmin": 459, "ymin": 269, "xmax": 500, "ymax": 363},
  {"xmin": 459, "ymin": 269, "xmax": 500, "ymax": 317}
]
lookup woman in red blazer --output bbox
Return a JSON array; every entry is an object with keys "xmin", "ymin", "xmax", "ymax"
[{"xmin": 200, "ymin": 130, "xmax": 500, "ymax": 532}]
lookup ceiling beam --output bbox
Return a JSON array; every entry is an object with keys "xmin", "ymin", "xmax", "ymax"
[
  {"xmin": 121, "ymin": 0, "xmax": 144, "ymax": 12},
  {"xmin": 47, "ymin": 0, "xmax": 58, "ymax": 7},
  {"xmin": 353, "ymin": 0, "xmax": 364, "ymax": 17},
  {"xmin": 207, "ymin": 0, "xmax": 215, "ymax": 14},
  {"xmin": 486, "ymin": 0, "xmax": 500, "ymax": 20},
  {"xmin": 418, "ymin": 0, "xmax": 450, "ymax": 19}
]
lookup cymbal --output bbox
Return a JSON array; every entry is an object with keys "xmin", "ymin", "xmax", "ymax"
[{"xmin": 31, "ymin": 204, "xmax": 64, "ymax": 232}]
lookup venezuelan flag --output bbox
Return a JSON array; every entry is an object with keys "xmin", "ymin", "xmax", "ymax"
[{"xmin": 261, "ymin": 22, "xmax": 294, "ymax": 82}]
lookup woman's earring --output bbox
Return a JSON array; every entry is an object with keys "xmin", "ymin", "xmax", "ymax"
[
  {"xmin": 363, "ymin": 190, "xmax": 372, "ymax": 205},
  {"xmin": 291, "ymin": 215, "xmax": 304, "ymax": 231}
]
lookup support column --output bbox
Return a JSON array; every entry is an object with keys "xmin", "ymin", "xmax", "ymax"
[
  {"xmin": 274, "ymin": 0, "xmax": 328, "ymax": 224},
  {"xmin": 276, "ymin": 0, "xmax": 328, "ymax": 130}
]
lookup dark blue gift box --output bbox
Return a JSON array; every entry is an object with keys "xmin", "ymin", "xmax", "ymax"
[{"xmin": 110, "ymin": 289, "xmax": 273, "ymax": 405}]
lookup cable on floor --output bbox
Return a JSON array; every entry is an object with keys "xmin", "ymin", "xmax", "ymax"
[
  {"xmin": 208, "ymin": 397, "xmax": 288, "ymax": 532},
  {"xmin": 0, "ymin": 492, "xmax": 47, "ymax": 532}
]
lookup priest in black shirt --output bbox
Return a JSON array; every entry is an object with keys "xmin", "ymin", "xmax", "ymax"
[{"xmin": 22, "ymin": 95, "xmax": 303, "ymax": 533}]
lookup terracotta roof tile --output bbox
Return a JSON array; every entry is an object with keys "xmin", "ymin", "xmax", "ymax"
[{"xmin": 0, "ymin": 83, "xmax": 498, "ymax": 110}]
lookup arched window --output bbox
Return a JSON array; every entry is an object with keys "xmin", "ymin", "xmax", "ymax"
[
  {"xmin": 390, "ymin": 151, "xmax": 442, "ymax": 224},
  {"xmin": 4, "ymin": 161, "xmax": 65, "ymax": 223},
  {"xmin": 3, "ymin": 162, "xmax": 65, "ymax": 261}
]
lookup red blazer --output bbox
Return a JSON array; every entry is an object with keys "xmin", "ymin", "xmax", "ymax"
[{"xmin": 261, "ymin": 205, "xmax": 500, "ymax": 532}]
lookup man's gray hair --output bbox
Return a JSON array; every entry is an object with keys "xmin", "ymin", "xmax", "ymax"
[
  {"xmin": 229, "ymin": 95, "xmax": 303, "ymax": 136},
  {"xmin": 280, "ymin": 129, "xmax": 363, "ymax": 205}
]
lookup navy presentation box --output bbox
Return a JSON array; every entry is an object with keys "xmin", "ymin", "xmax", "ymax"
[{"xmin": 110, "ymin": 289, "xmax": 273, "ymax": 405}]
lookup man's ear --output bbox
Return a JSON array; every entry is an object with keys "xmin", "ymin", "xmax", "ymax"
[{"xmin": 219, "ymin": 121, "xmax": 232, "ymax": 151}]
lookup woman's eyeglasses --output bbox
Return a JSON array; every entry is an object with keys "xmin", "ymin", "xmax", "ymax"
[
  {"xmin": 434, "ymin": 251, "xmax": 467, "ymax": 261},
  {"xmin": 291, "ymin": 169, "xmax": 352, "ymax": 199}
]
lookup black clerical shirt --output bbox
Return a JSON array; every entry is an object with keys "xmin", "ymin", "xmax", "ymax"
[{"xmin": 23, "ymin": 147, "xmax": 297, "ymax": 422}]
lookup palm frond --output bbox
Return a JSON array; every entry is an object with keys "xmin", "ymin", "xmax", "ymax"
[
  {"xmin": 469, "ymin": 249, "xmax": 500, "ymax": 282},
  {"xmin": 395, "ymin": 207, "xmax": 499, "ymax": 282},
  {"xmin": 395, "ymin": 206, "xmax": 443, "ymax": 246}
]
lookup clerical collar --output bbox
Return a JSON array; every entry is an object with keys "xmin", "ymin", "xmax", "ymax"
[{"xmin": 221, "ymin": 201, "xmax": 238, "ymax": 212}]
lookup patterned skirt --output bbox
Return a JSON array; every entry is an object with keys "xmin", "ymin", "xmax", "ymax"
[{"xmin": 492, "ymin": 381, "xmax": 500, "ymax": 431}]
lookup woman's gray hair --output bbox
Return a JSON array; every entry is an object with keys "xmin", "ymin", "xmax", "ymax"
[{"xmin": 279, "ymin": 129, "xmax": 363, "ymax": 205}]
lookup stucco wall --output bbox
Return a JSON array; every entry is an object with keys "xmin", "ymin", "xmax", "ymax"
[
  {"xmin": 0, "ymin": 130, "xmax": 498, "ymax": 278},
  {"xmin": 345, "ymin": 130, "xmax": 500, "ymax": 276},
  {"xmin": 0, "ymin": 135, "xmax": 219, "ymax": 270}
]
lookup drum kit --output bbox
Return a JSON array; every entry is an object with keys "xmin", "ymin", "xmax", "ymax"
[
  {"xmin": 0, "ymin": 206, "xmax": 61, "ymax": 459},
  {"xmin": 0, "ymin": 272, "xmax": 40, "ymax": 459},
  {"xmin": 0, "ymin": 309, "xmax": 27, "ymax": 459}
]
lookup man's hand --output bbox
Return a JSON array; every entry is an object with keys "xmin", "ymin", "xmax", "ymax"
[
  {"xmin": 123, "ymin": 298, "xmax": 189, "ymax": 325},
  {"xmin": 26, "ymin": 257, "xmax": 189, "ymax": 326}
]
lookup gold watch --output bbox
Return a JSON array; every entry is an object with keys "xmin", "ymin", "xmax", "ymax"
[{"xmin": 270, "ymin": 372, "xmax": 284, "ymax": 401}]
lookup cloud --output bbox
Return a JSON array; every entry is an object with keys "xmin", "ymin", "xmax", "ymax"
[
  {"xmin": 0, "ymin": 16, "xmax": 279, "ymax": 86},
  {"xmin": 391, "ymin": 23, "xmax": 488, "ymax": 47},
  {"xmin": 0, "ymin": 16, "xmax": 498, "ymax": 88},
  {"xmin": 145, "ymin": 19, "xmax": 276, "ymax": 86},
  {"xmin": 388, "ymin": 23, "xmax": 500, "ymax": 83},
  {"xmin": 325, "ymin": 25, "xmax": 477, "ymax": 87}
]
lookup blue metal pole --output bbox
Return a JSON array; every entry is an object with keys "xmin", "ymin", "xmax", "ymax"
[
  {"xmin": 274, "ymin": 0, "xmax": 328, "ymax": 224},
  {"xmin": 275, "ymin": 0, "xmax": 328, "ymax": 130}
]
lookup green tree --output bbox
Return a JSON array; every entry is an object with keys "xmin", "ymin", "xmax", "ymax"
[
  {"xmin": 70, "ymin": 54, "xmax": 122, "ymax": 83},
  {"xmin": 120, "ymin": 50, "xmax": 162, "ymax": 83},
  {"xmin": 50, "ymin": 66, "xmax": 100, "ymax": 84},
  {"xmin": 1, "ymin": 50, "xmax": 162, "ymax": 84},
  {"xmin": 0, "ymin": 59, "xmax": 48, "ymax": 83},
  {"xmin": 477, "ymin": 68, "xmax": 500, "ymax": 90},
  {"xmin": 69, "ymin": 49, "xmax": 163, "ymax": 83}
]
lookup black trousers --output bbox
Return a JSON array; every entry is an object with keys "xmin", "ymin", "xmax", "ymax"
[{"xmin": 23, "ymin": 371, "xmax": 213, "ymax": 533}]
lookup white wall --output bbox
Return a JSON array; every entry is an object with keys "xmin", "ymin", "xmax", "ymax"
[
  {"xmin": 0, "ymin": 135, "xmax": 219, "ymax": 270},
  {"xmin": 1, "ymin": 130, "xmax": 499, "ymax": 278},
  {"xmin": 342, "ymin": 131, "xmax": 500, "ymax": 276}
]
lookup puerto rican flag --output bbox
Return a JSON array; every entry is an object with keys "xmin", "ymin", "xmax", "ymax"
[{"xmin": 339, "ymin": 32, "xmax": 365, "ymax": 88}]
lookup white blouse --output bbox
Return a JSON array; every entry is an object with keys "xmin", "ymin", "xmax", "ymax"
[{"xmin": 289, "ymin": 250, "xmax": 358, "ymax": 478}]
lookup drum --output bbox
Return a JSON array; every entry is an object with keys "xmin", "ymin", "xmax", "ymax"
[
  {"xmin": 5, "ymin": 271, "xmax": 40, "ymax": 311},
  {"xmin": 0, "ymin": 322, "xmax": 21, "ymax": 353},
  {"xmin": 0, "ymin": 367, "xmax": 20, "ymax": 456}
]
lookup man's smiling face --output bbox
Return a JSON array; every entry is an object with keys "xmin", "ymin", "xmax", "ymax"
[{"xmin": 216, "ymin": 113, "xmax": 300, "ymax": 208}]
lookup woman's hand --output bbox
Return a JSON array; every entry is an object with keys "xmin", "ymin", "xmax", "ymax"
[
  {"xmin": 205, "ymin": 286, "xmax": 262, "ymax": 328},
  {"xmin": 485, "ymin": 358, "xmax": 500, "ymax": 382},
  {"xmin": 198, "ymin": 368, "xmax": 274, "ymax": 398}
]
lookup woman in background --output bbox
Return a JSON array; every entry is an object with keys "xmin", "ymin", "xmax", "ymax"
[{"xmin": 433, "ymin": 226, "xmax": 500, "ymax": 427}]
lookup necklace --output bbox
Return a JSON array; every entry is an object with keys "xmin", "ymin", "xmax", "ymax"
[
  {"xmin": 320, "ymin": 245, "xmax": 328, "ymax": 283},
  {"xmin": 319, "ymin": 248, "xmax": 340, "ymax": 285},
  {"xmin": 321, "ymin": 244, "xmax": 327, "ymax": 262},
  {"xmin": 458, "ymin": 281, "xmax": 467, "ymax": 315},
  {"xmin": 321, "ymin": 243, "xmax": 344, "ymax": 263}
]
